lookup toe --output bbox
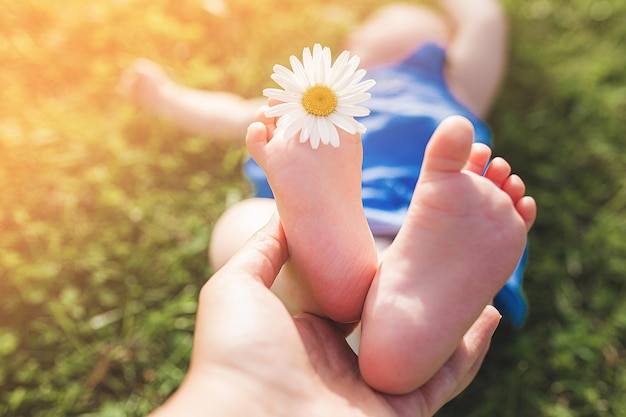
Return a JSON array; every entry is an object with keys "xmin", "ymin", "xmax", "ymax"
[
  {"xmin": 501, "ymin": 174, "xmax": 526, "ymax": 204},
  {"xmin": 516, "ymin": 196, "xmax": 537, "ymax": 231},
  {"xmin": 246, "ymin": 121, "xmax": 270, "ymax": 165},
  {"xmin": 483, "ymin": 157, "xmax": 512, "ymax": 188},
  {"xmin": 463, "ymin": 143, "xmax": 492, "ymax": 175},
  {"xmin": 421, "ymin": 116, "xmax": 475, "ymax": 177}
]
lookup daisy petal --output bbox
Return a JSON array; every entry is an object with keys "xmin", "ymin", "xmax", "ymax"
[
  {"xmin": 302, "ymin": 46, "xmax": 315, "ymax": 85},
  {"xmin": 335, "ymin": 103, "xmax": 372, "ymax": 118},
  {"xmin": 300, "ymin": 116, "xmax": 315, "ymax": 143},
  {"xmin": 328, "ymin": 112, "xmax": 359, "ymax": 134},
  {"xmin": 316, "ymin": 116, "xmax": 330, "ymax": 145},
  {"xmin": 332, "ymin": 56, "xmax": 362, "ymax": 90},
  {"xmin": 309, "ymin": 118, "xmax": 321, "ymax": 149},
  {"xmin": 309, "ymin": 131, "xmax": 320, "ymax": 149},
  {"xmin": 263, "ymin": 88, "xmax": 301, "ymax": 103},
  {"xmin": 318, "ymin": 45, "xmax": 332, "ymax": 85},
  {"xmin": 289, "ymin": 55, "xmax": 310, "ymax": 89},
  {"xmin": 270, "ymin": 72, "xmax": 303, "ymax": 93},
  {"xmin": 325, "ymin": 120, "xmax": 340, "ymax": 148},
  {"xmin": 337, "ymin": 78, "xmax": 376, "ymax": 99},
  {"xmin": 265, "ymin": 102, "xmax": 302, "ymax": 117},
  {"xmin": 338, "ymin": 92, "xmax": 372, "ymax": 106},
  {"xmin": 263, "ymin": 44, "xmax": 374, "ymax": 149},
  {"xmin": 328, "ymin": 50, "xmax": 351, "ymax": 86},
  {"xmin": 269, "ymin": 65, "xmax": 300, "ymax": 90}
]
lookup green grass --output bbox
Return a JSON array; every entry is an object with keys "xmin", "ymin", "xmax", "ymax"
[{"xmin": 1, "ymin": 0, "xmax": 625, "ymax": 416}]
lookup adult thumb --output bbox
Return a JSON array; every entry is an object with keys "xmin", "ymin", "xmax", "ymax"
[{"xmin": 216, "ymin": 213, "xmax": 289, "ymax": 289}]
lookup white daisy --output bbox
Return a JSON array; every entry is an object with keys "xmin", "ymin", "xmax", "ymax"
[{"xmin": 263, "ymin": 43, "xmax": 376, "ymax": 149}]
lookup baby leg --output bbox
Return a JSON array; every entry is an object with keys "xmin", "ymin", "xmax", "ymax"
[
  {"xmin": 358, "ymin": 116, "xmax": 536, "ymax": 394},
  {"xmin": 246, "ymin": 107, "xmax": 378, "ymax": 323}
]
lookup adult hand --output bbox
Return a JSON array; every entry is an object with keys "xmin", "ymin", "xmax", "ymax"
[{"xmin": 150, "ymin": 215, "xmax": 501, "ymax": 417}]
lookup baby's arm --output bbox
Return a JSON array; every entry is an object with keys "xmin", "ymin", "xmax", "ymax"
[
  {"xmin": 156, "ymin": 85, "xmax": 264, "ymax": 141},
  {"xmin": 119, "ymin": 58, "xmax": 264, "ymax": 142}
]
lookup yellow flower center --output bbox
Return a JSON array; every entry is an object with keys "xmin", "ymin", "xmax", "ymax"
[{"xmin": 301, "ymin": 85, "xmax": 337, "ymax": 117}]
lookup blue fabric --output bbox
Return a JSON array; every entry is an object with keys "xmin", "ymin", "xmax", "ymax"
[
  {"xmin": 358, "ymin": 43, "xmax": 492, "ymax": 235},
  {"xmin": 244, "ymin": 43, "xmax": 528, "ymax": 325}
]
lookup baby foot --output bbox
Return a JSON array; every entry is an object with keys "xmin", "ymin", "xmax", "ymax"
[
  {"xmin": 246, "ymin": 106, "xmax": 378, "ymax": 323},
  {"xmin": 359, "ymin": 115, "xmax": 536, "ymax": 394}
]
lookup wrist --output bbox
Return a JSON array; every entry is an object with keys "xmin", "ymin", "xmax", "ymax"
[
  {"xmin": 148, "ymin": 376, "xmax": 209, "ymax": 417},
  {"xmin": 148, "ymin": 371, "xmax": 284, "ymax": 417}
]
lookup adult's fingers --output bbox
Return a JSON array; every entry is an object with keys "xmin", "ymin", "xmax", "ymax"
[
  {"xmin": 416, "ymin": 305, "xmax": 501, "ymax": 415},
  {"xmin": 446, "ymin": 305, "xmax": 501, "ymax": 399},
  {"xmin": 216, "ymin": 213, "xmax": 289, "ymax": 289}
]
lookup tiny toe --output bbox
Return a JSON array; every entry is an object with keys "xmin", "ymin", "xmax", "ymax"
[
  {"xmin": 255, "ymin": 105, "xmax": 274, "ymax": 123},
  {"xmin": 254, "ymin": 105, "xmax": 278, "ymax": 139},
  {"xmin": 268, "ymin": 98, "xmax": 282, "ymax": 108},
  {"xmin": 245, "ymin": 121, "xmax": 270, "ymax": 163},
  {"xmin": 483, "ymin": 157, "xmax": 512, "ymax": 188},
  {"xmin": 463, "ymin": 143, "xmax": 492, "ymax": 175},
  {"xmin": 516, "ymin": 196, "xmax": 537, "ymax": 231},
  {"xmin": 502, "ymin": 174, "xmax": 526, "ymax": 204}
]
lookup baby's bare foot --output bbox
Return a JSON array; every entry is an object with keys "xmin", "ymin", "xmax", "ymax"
[
  {"xmin": 359, "ymin": 116, "xmax": 536, "ymax": 394},
  {"xmin": 246, "ymin": 106, "xmax": 377, "ymax": 323}
]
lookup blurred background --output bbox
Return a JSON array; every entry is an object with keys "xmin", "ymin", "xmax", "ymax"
[{"xmin": 0, "ymin": 0, "xmax": 624, "ymax": 415}]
